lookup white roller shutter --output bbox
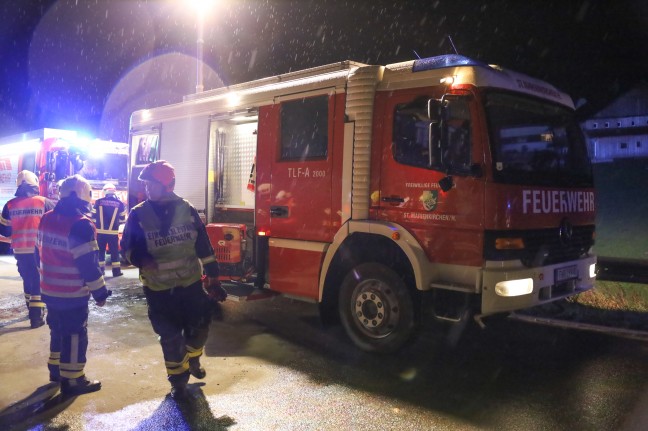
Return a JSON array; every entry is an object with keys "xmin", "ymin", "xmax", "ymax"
[{"xmin": 159, "ymin": 115, "xmax": 210, "ymax": 214}]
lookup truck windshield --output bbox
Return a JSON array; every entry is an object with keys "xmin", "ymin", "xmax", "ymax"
[
  {"xmin": 75, "ymin": 154, "xmax": 128, "ymax": 185},
  {"xmin": 485, "ymin": 92, "xmax": 593, "ymax": 187}
]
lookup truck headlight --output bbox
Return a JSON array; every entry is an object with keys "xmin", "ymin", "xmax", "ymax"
[{"xmin": 495, "ymin": 278, "xmax": 533, "ymax": 297}]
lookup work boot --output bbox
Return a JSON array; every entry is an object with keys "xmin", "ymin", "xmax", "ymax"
[
  {"xmin": 30, "ymin": 319, "xmax": 45, "ymax": 329},
  {"xmin": 48, "ymin": 363, "xmax": 60, "ymax": 383},
  {"xmin": 29, "ymin": 307, "xmax": 46, "ymax": 329},
  {"xmin": 170, "ymin": 383, "xmax": 189, "ymax": 400},
  {"xmin": 61, "ymin": 377, "xmax": 101, "ymax": 396},
  {"xmin": 189, "ymin": 358, "xmax": 206, "ymax": 379},
  {"xmin": 168, "ymin": 370, "xmax": 190, "ymax": 400},
  {"xmin": 112, "ymin": 269, "xmax": 123, "ymax": 277}
]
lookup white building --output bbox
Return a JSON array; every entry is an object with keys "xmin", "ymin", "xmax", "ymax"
[{"xmin": 582, "ymin": 83, "xmax": 648, "ymax": 163}]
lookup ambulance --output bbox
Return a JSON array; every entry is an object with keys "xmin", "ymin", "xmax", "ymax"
[{"xmin": 129, "ymin": 55, "xmax": 596, "ymax": 352}]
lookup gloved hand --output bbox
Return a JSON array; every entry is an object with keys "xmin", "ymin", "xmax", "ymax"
[
  {"xmin": 140, "ymin": 255, "xmax": 159, "ymax": 272},
  {"xmin": 203, "ymin": 277, "xmax": 227, "ymax": 302},
  {"xmin": 95, "ymin": 289, "xmax": 112, "ymax": 307}
]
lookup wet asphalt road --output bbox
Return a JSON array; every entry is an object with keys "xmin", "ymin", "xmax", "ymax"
[{"xmin": 0, "ymin": 260, "xmax": 647, "ymax": 430}]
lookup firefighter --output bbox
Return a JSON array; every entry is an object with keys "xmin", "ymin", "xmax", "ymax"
[
  {"xmin": 0, "ymin": 170, "xmax": 55, "ymax": 328},
  {"xmin": 37, "ymin": 175, "xmax": 110, "ymax": 395},
  {"xmin": 92, "ymin": 183, "xmax": 126, "ymax": 277},
  {"xmin": 120, "ymin": 160, "xmax": 226, "ymax": 400}
]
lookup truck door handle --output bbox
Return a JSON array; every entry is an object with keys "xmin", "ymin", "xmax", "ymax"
[
  {"xmin": 381, "ymin": 196, "xmax": 405, "ymax": 203},
  {"xmin": 270, "ymin": 205, "xmax": 289, "ymax": 218}
]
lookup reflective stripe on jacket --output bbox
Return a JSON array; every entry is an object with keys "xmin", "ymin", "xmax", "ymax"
[
  {"xmin": 133, "ymin": 199, "xmax": 203, "ymax": 291},
  {"xmin": 92, "ymin": 195, "xmax": 126, "ymax": 235},
  {"xmin": 2, "ymin": 196, "xmax": 47, "ymax": 254},
  {"xmin": 38, "ymin": 212, "xmax": 100, "ymax": 303}
]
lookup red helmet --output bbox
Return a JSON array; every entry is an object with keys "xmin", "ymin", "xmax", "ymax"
[{"xmin": 138, "ymin": 160, "xmax": 175, "ymax": 192}]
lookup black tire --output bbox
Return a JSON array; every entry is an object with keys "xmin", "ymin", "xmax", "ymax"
[{"xmin": 338, "ymin": 262, "xmax": 415, "ymax": 353}]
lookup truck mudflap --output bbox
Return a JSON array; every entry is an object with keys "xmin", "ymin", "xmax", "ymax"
[{"xmin": 221, "ymin": 281, "xmax": 278, "ymax": 302}]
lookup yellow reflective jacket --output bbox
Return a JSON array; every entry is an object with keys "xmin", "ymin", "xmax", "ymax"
[{"xmin": 132, "ymin": 199, "xmax": 204, "ymax": 291}]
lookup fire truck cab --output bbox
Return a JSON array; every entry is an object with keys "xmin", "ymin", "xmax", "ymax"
[
  {"xmin": 129, "ymin": 55, "xmax": 596, "ymax": 353},
  {"xmin": 0, "ymin": 128, "xmax": 129, "ymax": 252}
]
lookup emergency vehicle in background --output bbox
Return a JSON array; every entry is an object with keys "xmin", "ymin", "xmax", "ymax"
[
  {"xmin": 129, "ymin": 54, "xmax": 597, "ymax": 353},
  {"xmin": 0, "ymin": 128, "xmax": 129, "ymax": 252}
]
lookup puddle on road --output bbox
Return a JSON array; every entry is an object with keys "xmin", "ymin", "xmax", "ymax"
[
  {"xmin": 0, "ymin": 295, "xmax": 26, "ymax": 327},
  {"xmin": 0, "ymin": 282, "xmax": 148, "ymax": 328}
]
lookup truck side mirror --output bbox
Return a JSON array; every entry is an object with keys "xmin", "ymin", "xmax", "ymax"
[
  {"xmin": 427, "ymin": 122, "xmax": 441, "ymax": 167},
  {"xmin": 439, "ymin": 175, "xmax": 454, "ymax": 192},
  {"xmin": 426, "ymin": 98, "xmax": 444, "ymax": 168},
  {"xmin": 73, "ymin": 155, "xmax": 84, "ymax": 172},
  {"xmin": 427, "ymin": 99, "xmax": 442, "ymax": 121}
]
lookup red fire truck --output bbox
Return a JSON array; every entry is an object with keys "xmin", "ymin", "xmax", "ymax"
[
  {"xmin": 129, "ymin": 54, "xmax": 596, "ymax": 352},
  {"xmin": 0, "ymin": 128, "xmax": 129, "ymax": 252}
]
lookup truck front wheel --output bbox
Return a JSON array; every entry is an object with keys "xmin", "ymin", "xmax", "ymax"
[{"xmin": 338, "ymin": 263, "xmax": 415, "ymax": 353}]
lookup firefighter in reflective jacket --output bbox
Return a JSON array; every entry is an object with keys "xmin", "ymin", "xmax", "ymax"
[
  {"xmin": 92, "ymin": 183, "xmax": 126, "ymax": 277},
  {"xmin": 0, "ymin": 170, "xmax": 55, "ymax": 328},
  {"xmin": 120, "ymin": 160, "xmax": 226, "ymax": 400},
  {"xmin": 37, "ymin": 175, "xmax": 110, "ymax": 396}
]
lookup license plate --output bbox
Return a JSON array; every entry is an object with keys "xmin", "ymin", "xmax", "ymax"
[{"xmin": 555, "ymin": 265, "xmax": 578, "ymax": 282}]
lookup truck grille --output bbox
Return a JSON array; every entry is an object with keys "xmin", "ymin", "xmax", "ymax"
[{"xmin": 484, "ymin": 225, "xmax": 595, "ymax": 267}]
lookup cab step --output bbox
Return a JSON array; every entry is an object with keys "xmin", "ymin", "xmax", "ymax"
[{"xmin": 221, "ymin": 281, "xmax": 278, "ymax": 302}]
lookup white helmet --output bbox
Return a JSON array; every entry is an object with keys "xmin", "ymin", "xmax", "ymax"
[
  {"xmin": 59, "ymin": 175, "xmax": 93, "ymax": 204},
  {"xmin": 16, "ymin": 170, "xmax": 38, "ymax": 188},
  {"xmin": 102, "ymin": 183, "xmax": 116, "ymax": 196}
]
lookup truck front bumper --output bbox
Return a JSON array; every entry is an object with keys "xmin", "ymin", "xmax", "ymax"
[{"xmin": 480, "ymin": 255, "xmax": 597, "ymax": 316}]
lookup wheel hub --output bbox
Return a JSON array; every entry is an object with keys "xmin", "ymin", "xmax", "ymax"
[{"xmin": 355, "ymin": 291, "xmax": 386, "ymax": 328}]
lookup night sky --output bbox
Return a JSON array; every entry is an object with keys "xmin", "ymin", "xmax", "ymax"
[{"xmin": 2, "ymin": 0, "xmax": 648, "ymax": 143}]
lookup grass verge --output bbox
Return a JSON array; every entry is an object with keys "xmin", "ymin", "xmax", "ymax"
[
  {"xmin": 574, "ymin": 280, "xmax": 648, "ymax": 312},
  {"xmin": 520, "ymin": 280, "xmax": 648, "ymax": 331}
]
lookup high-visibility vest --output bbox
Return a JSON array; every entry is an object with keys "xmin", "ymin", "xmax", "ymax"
[
  {"xmin": 132, "ymin": 199, "xmax": 203, "ymax": 291},
  {"xmin": 38, "ymin": 212, "xmax": 102, "ymax": 305},
  {"xmin": 93, "ymin": 196, "xmax": 126, "ymax": 234},
  {"xmin": 4, "ymin": 196, "xmax": 47, "ymax": 254}
]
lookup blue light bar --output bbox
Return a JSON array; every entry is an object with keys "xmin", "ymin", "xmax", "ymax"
[{"xmin": 412, "ymin": 54, "xmax": 490, "ymax": 73}]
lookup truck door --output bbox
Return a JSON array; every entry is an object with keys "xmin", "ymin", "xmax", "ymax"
[
  {"xmin": 129, "ymin": 132, "xmax": 160, "ymax": 209},
  {"xmin": 376, "ymin": 91, "xmax": 485, "ymax": 269},
  {"xmin": 256, "ymin": 93, "xmax": 338, "ymax": 299}
]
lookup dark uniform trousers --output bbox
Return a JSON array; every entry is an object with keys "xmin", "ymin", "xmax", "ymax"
[
  {"xmin": 143, "ymin": 281, "xmax": 211, "ymax": 386},
  {"xmin": 46, "ymin": 306, "xmax": 90, "ymax": 381},
  {"xmin": 97, "ymin": 232, "xmax": 121, "ymax": 275},
  {"xmin": 15, "ymin": 253, "xmax": 45, "ymax": 323}
]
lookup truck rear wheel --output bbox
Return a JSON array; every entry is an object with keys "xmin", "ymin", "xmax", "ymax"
[{"xmin": 338, "ymin": 263, "xmax": 415, "ymax": 353}]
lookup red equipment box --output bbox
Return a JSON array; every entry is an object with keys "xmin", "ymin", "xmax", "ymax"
[{"xmin": 206, "ymin": 223, "xmax": 247, "ymax": 264}]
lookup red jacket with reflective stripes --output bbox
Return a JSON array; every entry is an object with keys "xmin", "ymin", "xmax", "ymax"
[{"xmin": 37, "ymin": 209, "xmax": 108, "ymax": 309}]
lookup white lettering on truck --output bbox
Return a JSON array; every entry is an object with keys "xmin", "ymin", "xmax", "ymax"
[
  {"xmin": 522, "ymin": 190, "xmax": 595, "ymax": 214},
  {"xmin": 288, "ymin": 167, "xmax": 310, "ymax": 178},
  {"xmin": 403, "ymin": 212, "xmax": 457, "ymax": 221}
]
